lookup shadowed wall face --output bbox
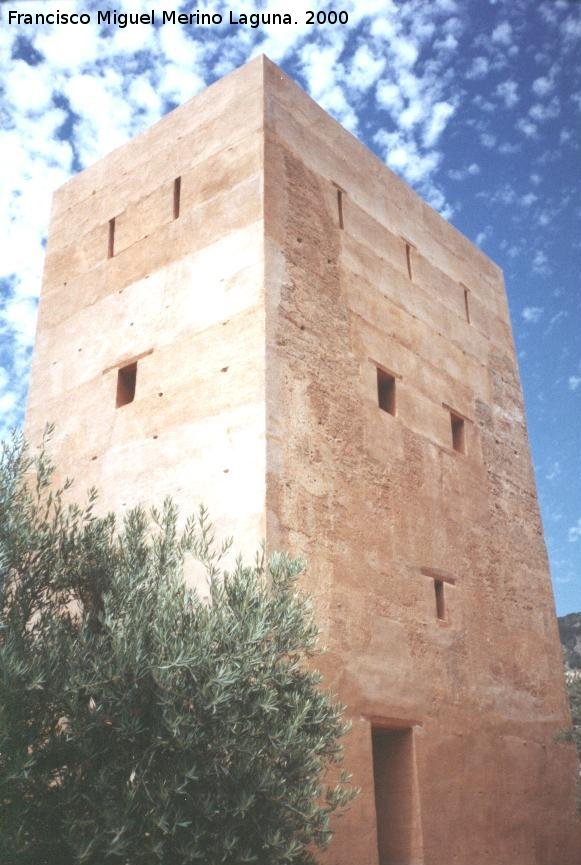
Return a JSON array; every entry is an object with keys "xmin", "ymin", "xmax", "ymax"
[{"xmin": 262, "ymin": 58, "xmax": 579, "ymax": 865}]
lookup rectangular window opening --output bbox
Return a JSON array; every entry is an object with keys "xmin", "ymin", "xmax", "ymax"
[
  {"xmin": 434, "ymin": 579, "xmax": 446, "ymax": 620},
  {"xmin": 337, "ymin": 187, "xmax": 344, "ymax": 229},
  {"xmin": 377, "ymin": 368, "xmax": 396, "ymax": 416},
  {"xmin": 372, "ymin": 726, "xmax": 424, "ymax": 865},
  {"xmin": 463, "ymin": 286, "xmax": 471, "ymax": 324},
  {"xmin": 450, "ymin": 412, "xmax": 466, "ymax": 454},
  {"xmin": 173, "ymin": 176, "xmax": 181, "ymax": 220},
  {"xmin": 108, "ymin": 217, "xmax": 116, "ymax": 259},
  {"xmin": 116, "ymin": 362, "xmax": 137, "ymax": 408}
]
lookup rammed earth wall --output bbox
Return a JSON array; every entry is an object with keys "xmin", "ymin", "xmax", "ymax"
[{"xmin": 26, "ymin": 56, "xmax": 581, "ymax": 865}]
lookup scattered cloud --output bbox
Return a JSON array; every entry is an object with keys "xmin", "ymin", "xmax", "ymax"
[
  {"xmin": 544, "ymin": 309, "xmax": 568, "ymax": 335},
  {"xmin": 562, "ymin": 15, "xmax": 581, "ymax": 43},
  {"xmin": 532, "ymin": 250, "xmax": 551, "ymax": 275},
  {"xmin": 529, "ymin": 99, "xmax": 560, "ymax": 123},
  {"xmin": 466, "ymin": 55, "xmax": 489, "ymax": 79},
  {"xmin": 498, "ymin": 141, "xmax": 520, "ymax": 155},
  {"xmin": 516, "ymin": 118, "xmax": 538, "ymax": 138},
  {"xmin": 347, "ymin": 44, "xmax": 386, "ymax": 92},
  {"xmin": 448, "ymin": 163, "xmax": 480, "ymax": 181},
  {"xmin": 496, "ymin": 79, "xmax": 519, "ymax": 109},
  {"xmin": 477, "ymin": 183, "xmax": 516, "ymax": 206},
  {"xmin": 522, "ymin": 306, "xmax": 544, "ymax": 323},
  {"xmin": 475, "ymin": 225, "xmax": 492, "ymax": 246},
  {"xmin": 532, "ymin": 75, "xmax": 554, "ymax": 97},
  {"xmin": 480, "ymin": 132, "xmax": 497, "ymax": 148},
  {"xmin": 491, "ymin": 22, "xmax": 513, "ymax": 47}
]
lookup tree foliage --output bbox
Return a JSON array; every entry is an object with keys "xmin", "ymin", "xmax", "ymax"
[{"xmin": 0, "ymin": 429, "xmax": 356, "ymax": 864}]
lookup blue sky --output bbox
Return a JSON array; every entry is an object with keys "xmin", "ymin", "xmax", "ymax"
[{"xmin": 1, "ymin": 0, "xmax": 579, "ymax": 613}]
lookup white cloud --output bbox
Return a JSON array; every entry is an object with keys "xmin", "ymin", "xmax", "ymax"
[
  {"xmin": 348, "ymin": 44, "xmax": 386, "ymax": 91},
  {"xmin": 529, "ymin": 99, "xmax": 560, "ymax": 122},
  {"xmin": 448, "ymin": 163, "xmax": 480, "ymax": 181},
  {"xmin": 157, "ymin": 64, "xmax": 206, "ymax": 106},
  {"xmin": 35, "ymin": 18, "xmax": 102, "ymax": 68},
  {"xmin": 516, "ymin": 118, "xmax": 538, "ymax": 138},
  {"xmin": 400, "ymin": 99, "xmax": 426, "ymax": 130},
  {"xmin": 473, "ymin": 94, "xmax": 495, "ymax": 112},
  {"xmin": 2, "ymin": 297, "xmax": 38, "ymax": 347},
  {"xmin": 3, "ymin": 60, "xmax": 55, "ymax": 113},
  {"xmin": 376, "ymin": 130, "xmax": 441, "ymax": 183},
  {"xmin": 532, "ymin": 250, "xmax": 550, "ymax": 275},
  {"xmin": 466, "ymin": 56, "xmax": 489, "ymax": 79},
  {"xmin": 391, "ymin": 37, "xmax": 419, "ymax": 67},
  {"xmin": 569, "ymin": 519, "xmax": 581, "ymax": 543},
  {"xmin": 491, "ymin": 22, "xmax": 513, "ymax": 46},
  {"xmin": 532, "ymin": 76, "xmax": 554, "ymax": 97},
  {"xmin": 560, "ymin": 128, "xmax": 573, "ymax": 145},
  {"xmin": 496, "ymin": 79, "xmax": 519, "ymax": 108},
  {"xmin": 522, "ymin": 306, "xmax": 544, "ymax": 323},
  {"xmin": 434, "ymin": 32, "xmax": 458, "ymax": 52},
  {"xmin": 563, "ymin": 15, "xmax": 581, "ymax": 42},
  {"xmin": 498, "ymin": 141, "xmax": 520, "ymax": 155},
  {"xmin": 477, "ymin": 183, "xmax": 516, "ymax": 206},
  {"xmin": 475, "ymin": 226, "xmax": 492, "ymax": 246},
  {"xmin": 544, "ymin": 310, "xmax": 567, "ymax": 335},
  {"xmin": 569, "ymin": 376, "xmax": 581, "ymax": 392},
  {"xmin": 480, "ymin": 132, "xmax": 497, "ymax": 148},
  {"xmin": 423, "ymin": 100, "xmax": 455, "ymax": 147},
  {"xmin": 376, "ymin": 81, "xmax": 404, "ymax": 113}
]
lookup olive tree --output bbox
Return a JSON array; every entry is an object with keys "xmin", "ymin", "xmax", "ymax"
[{"xmin": 0, "ymin": 429, "xmax": 356, "ymax": 865}]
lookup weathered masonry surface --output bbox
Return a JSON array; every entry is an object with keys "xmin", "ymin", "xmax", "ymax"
[{"xmin": 26, "ymin": 56, "xmax": 580, "ymax": 865}]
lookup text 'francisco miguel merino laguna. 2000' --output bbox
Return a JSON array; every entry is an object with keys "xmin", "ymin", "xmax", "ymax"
[{"xmin": 8, "ymin": 9, "xmax": 350, "ymax": 28}]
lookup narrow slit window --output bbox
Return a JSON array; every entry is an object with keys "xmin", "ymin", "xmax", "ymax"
[
  {"xmin": 434, "ymin": 580, "xmax": 446, "ymax": 620},
  {"xmin": 377, "ymin": 368, "xmax": 396, "ymax": 416},
  {"xmin": 337, "ymin": 187, "xmax": 344, "ymax": 229},
  {"xmin": 463, "ymin": 286, "xmax": 471, "ymax": 324},
  {"xmin": 116, "ymin": 362, "xmax": 137, "ymax": 408},
  {"xmin": 108, "ymin": 217, "xmax": 116, "ymax": 259},
  {"xmin": 173, "ymin": 176, "xmax": 181, "ymax": 220},
  {"xmin": 405, "ymin": 242, "xmax": 413, "ymax": 280},
  {"xmin": 450, "ymin": 412, "xmax": 465, "ymax": 454}
]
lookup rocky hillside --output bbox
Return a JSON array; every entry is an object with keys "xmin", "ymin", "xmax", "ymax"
[{"xmin": 558, "ymin": 613, "xmax": 581, "ymax": 670}]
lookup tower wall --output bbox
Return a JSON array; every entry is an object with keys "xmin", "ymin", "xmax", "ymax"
[
  {"xmin": 263, "ymin": 60, "xmax": 578, "ymax": 864},
  {"xmin": 25, "ymin": 56, "xmax": 579, "ymax": 864},
  {"xmin": 26, "ymin": 61, "xmax": 267, "ymax": 567}
]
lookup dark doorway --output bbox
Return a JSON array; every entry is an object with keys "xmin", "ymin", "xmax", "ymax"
[{"xmin": 372, "ymin": 727, "xmax": 423, "ymax": 865}]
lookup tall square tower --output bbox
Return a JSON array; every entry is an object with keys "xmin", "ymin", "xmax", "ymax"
[{"xmin": 26, "ymin": 56, "xmax": 579, "ymax": 865}]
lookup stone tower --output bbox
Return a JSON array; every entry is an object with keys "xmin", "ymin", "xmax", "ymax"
[{"xmin": 26, "ymin": 56, "xmax": 579, "ymax": 865}]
